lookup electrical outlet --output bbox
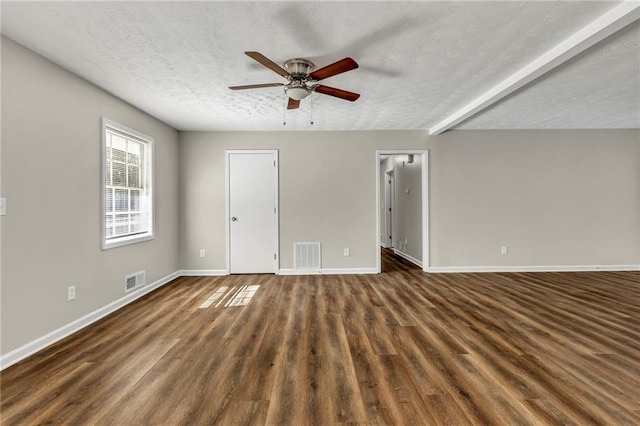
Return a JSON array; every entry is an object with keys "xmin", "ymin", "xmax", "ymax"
[
  {"xmin": 501, "ymin": 246, "xmax": 508, "ymax": 255},
  {"xmin": 343, "ymin": 248, "xmax": 350, "ymax": 256},
  {"xmin": 199, "ymin": 249, "xmax": 206, "ymax": 258},
  {"xmin": 67, "ymin": 286, "xmax": 76, "ymax": 301}
]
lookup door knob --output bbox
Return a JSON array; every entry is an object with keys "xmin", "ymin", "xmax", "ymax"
[{"xmin": 231, "ymin": 216, "xmax": 237, "ymax": 221}]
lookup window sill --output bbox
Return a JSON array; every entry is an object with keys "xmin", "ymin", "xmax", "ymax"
[{"xmin": 102, "ymin": 233, "xmax": 154, "ymax": 250}]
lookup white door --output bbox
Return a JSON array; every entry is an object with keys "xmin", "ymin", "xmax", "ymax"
[{"xmin": 227, "ymin": 150, "xmax": 278, "ymax": 274}]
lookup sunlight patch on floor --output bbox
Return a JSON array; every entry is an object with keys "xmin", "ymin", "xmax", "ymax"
[
  {"xmin": 199, "ymin": 285, "xmax": 260, "ymax": 309},
  {"xmin": 199, "ymin": 286, "xmax": 229, "ymax": 309},
  {"xmin": 225, "ymin": 285, "xmax": 260, "ymax": 307}
]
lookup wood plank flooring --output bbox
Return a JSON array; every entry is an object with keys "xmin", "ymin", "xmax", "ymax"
[{"xmin": 2, "ymin": 250, "xmax": 639, "ymax": 425}]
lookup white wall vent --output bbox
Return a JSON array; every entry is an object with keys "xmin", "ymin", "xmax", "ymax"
[
  {"xmin": 125, "ymin": 270, "xmax": 145, "ymax": 292},
  {"xmin": 294, "ymin": 242, "xmax": 321, "ymax": 270}
]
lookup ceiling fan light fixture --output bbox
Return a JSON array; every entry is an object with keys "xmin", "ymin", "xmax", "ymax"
[
  {"xmin": 230, "ymin": 52, "xmax": 360, "ymax": 109},
  {"xmin": 285, "ymin": 85, "xmax": 311, "ymax": 101}
]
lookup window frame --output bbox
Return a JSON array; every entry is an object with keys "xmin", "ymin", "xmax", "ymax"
[{"xmin": 101, "ymin": 118, "xmax": 155, "ymax": 250}]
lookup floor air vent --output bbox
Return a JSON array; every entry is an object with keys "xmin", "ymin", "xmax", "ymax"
[
  {"xmin": 294, "ymin": 242, "xmax": 321, "ymax": 270},
  {"xmin": 125, "ymin": 270, "xmax": 145, "ymax": 292}
]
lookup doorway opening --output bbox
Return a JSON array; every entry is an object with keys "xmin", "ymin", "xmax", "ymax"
[{"xmin": 376, "ymin": 150, "xmax": 429, "ymax": 273}]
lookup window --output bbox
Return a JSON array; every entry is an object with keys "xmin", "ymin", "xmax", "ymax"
[{"xmin": 102, "ymin": 118, "xmax": 154, "ymax": 249}]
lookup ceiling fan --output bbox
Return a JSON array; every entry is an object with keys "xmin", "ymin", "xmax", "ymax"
[{"xmin": 229, "ymin": 51, "xmax": 360, "ymax": 110}]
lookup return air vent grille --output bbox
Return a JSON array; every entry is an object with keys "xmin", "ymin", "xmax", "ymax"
[
  {"xmin": 294, "ymin": 242, "xmax": 321, "ymax": 270},
  {"xmin": 125, "ymin": 270, "xmax": 145, "ymax": 292}
]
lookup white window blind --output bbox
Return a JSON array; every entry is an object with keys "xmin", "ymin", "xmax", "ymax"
[{"xmin": 102, "ymin": 119, "xmax": 154, "ymax": 249}]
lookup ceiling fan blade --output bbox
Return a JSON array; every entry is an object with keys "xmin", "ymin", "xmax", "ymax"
[
  {"xmin": 287, "ymin": 98, "xmax": 300, "ymax": 110},
  {"xmin": 309, "ymin": 57, "xmax": 358, "ymax": 81},
  {"xmin": 314, "ymin": 85, "xmax": 360, "ymax": 102},
  {"xmin": 229, "ymin": 83, "xmax": 284, "ymax": 90},
  {"xmin": 245, "ymin": 51, "xmax": 290, "ymax": 78}
]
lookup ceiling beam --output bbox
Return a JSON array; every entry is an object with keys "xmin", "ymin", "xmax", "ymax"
[{"xmin": 428, "ymin": 1, "xmax": 640, "ymax": 135}]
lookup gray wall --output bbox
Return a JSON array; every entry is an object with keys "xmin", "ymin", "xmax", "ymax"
[
  {"xmin": 429, "ymin": 129, "xmax": 639, "ymax": 268},
  {"xmin": 1, "ymin": 36, "xmax": 180, "ymax": 354},
  {"xmin": 180, "ymin": 129, "xmax": 639, "ymax": 272},
  {"xmin": 178, "ymin": 131, "xmax": 427, "ymax": 271}
]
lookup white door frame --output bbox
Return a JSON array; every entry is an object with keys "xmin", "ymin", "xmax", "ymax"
[
  {"xmin": 375, "ymin": 150, "xmax": 429, "ymax": 273},
  {"xmin": 383, "ymin": 169, "xmax": 395, "ymax": 248},
  {"xmin": 225, "ymin": 149, "xmax": 279, "ymax": 274}
]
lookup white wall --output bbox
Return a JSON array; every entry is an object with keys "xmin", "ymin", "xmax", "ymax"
[
  {"xmin": 429, "ymin": 129, "xmax": 639, "ymax": 269},
  {"xmin": 1, "ymin": 36, "xmax": 180, "ymax": 356},
  {"xmin": 179, "ymin": 131, "xmax": 427, "ymax": 271},
  {"xmin": 392, "ymin": 154, "xmax": 423, "ymax": 262}
]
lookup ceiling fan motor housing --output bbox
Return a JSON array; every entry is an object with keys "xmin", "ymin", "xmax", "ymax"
[
  {"xmin": 283, "ymin": 58, "xmax": 315, "ymax": 78},
  {"xmin": 283, "ymin": 59, "xmax": 315, "ymax": 100}
]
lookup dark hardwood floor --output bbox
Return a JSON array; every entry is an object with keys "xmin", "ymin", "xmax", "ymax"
[{"xmin": 2, "ymin": 251, "xmax": 639, "ymax": 425}]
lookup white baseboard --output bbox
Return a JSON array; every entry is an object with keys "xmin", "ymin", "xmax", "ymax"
[
  {"xmin": 427, "ymin": 264, "xmax": 640, "ymax": 273},
  {"xmin": 177, "ymin": 269, "xmax": 228, "ymax": 276},
  {"xmin": 279, "ymin": 267, "xmax": 378, "ymax": 275},
  {"xmin": 393, "ymin": 249, "xmax": 423, "ymax": 268},
  {"xmin": 0, "ymin": 270, "xmax": 180, "ymax": 371}
]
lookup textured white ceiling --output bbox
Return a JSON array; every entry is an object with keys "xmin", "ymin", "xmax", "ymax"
[
  {"xmin": 1, "ymin": 1, "xmax": 638, "ymax": 131},
  {"xmin": 459, "ymin": 19, "xmax": 640, "ymax": 129}
]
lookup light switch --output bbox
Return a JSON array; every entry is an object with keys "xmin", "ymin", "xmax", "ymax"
[{"xmin": 0, "ymin": 198, "xmax": 6, "ymax": 216}]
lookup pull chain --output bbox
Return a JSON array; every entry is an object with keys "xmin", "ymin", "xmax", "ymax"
[
  {"xmin": 283, "ymin": 92, "xmax": 287, "ymax": 126},
  {"xmin": 310, "ymin": 93, "xmax": 314, "ymax": 125}
]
